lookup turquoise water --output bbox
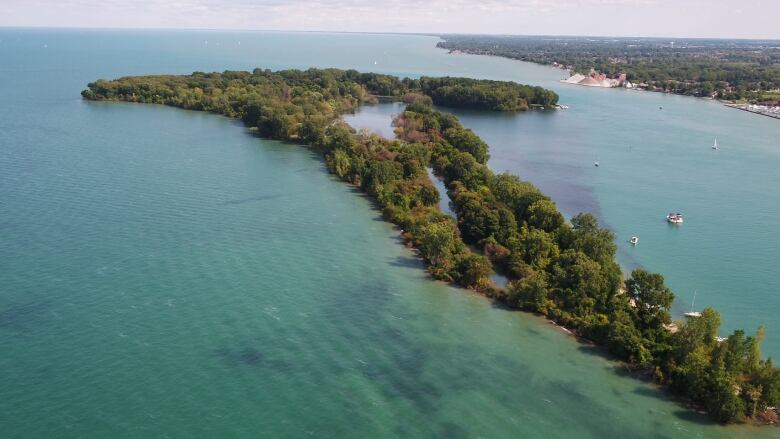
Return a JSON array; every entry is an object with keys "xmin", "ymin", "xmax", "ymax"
[
  {"xmin": 1, "ymin": 28, "xmax": 779, "ymax": 437},
  {"xmin": 345, "ymin": 66, "xmax": 780, "ymax": 362}
]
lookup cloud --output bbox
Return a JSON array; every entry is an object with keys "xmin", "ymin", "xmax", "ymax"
[{"xmin": 1, "ymin": 0, "xmax": 777, "ymax": 39}]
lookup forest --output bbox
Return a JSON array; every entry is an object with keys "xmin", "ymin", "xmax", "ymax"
[
  {"xmin": 394, "ymin": 102, "xmax": 780, "ymax": 424},
  {"xmin": 437, "ymin": 35, "xmax": 780, "ymax": 103},
  {"xmin": 83, "ymin": 68, "xmax": 779, "ymax": 424}
]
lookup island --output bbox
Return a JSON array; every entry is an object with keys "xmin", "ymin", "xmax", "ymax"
[
  {"xmin": 83, "ymin": 68, "xmax": 780, "ymax": 425},
  {"xmin": 436, "ymin": 35, "xmax": 780, "ymax": 108}
]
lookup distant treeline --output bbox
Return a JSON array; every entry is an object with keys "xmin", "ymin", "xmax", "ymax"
[
  {"xmin": 83, "ymin": 68, "xmax": 779, "ymax": 424},
  {"xmin": 437, "ymin": 35, "xmax": 780, "ymax": 103}
]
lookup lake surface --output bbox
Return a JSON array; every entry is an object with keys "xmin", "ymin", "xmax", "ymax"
[
  {"xmin": 345, "ymin": 55, "xmax": 780, "ymax": 360},
  {"xmin": 1, "ymin": 28, "xmax": 778, "ymax": 437}
]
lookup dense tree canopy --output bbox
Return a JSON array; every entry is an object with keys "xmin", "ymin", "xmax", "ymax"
[
  {"xmin": 419, "ymin": 76, "xmax": 559, "ymax": 111},
  {"xmin": 84, "ymin": 68, "xmax": 779, "ymax": 424},
  {"xmin": 393, "ymin": 102, "xmax": 780, "ymax": 424}
]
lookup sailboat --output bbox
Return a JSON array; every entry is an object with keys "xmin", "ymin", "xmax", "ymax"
[
  {"xmin": 712, "ymin": 138, "xmax": 718, "ymax": 150},
  {"xmin": 683, "ymin": 290, "xmax": 702, "ymax": 318}
]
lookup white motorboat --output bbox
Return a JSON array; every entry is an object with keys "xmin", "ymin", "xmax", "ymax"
[
  {"xmin": 629, "ymin": 236, "xmax": 639, "ymax": 245},
  {"xmin": 667, "ymin": 212, "xmax": 683, "ymax": 224}
]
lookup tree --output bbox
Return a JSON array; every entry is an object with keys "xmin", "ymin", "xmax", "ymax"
[
  {"xmin": 444, "ymin": 127, "xmax": 490, "ymax": 164},
  {"xmin": 455, "ymin": 253, "xmax": 492, "ymax": 289},
  {"xmin": 417, "ymin": 221, "xmax": 461, "ymax": 266},
  {"xmin": 513, "ymin": 226, "xmax": 559, "ymax": 270},
  {"xmin": 673, "ymin": 307, "xmax": 722, "ymax": 360},
  {"xmin": 507, "ymin": 270, "xmax": 550, "ymax": 313},
  {"xmin": 418, "ymin": 184, "xmax": 440, "ymax": 207},
  {"xmin": 526, "ymin": 199, "xmax": 564, "ymax": 233},
  {"xmin": 445, "ymin": 152, "xmax": 490, "ymax": 190},
  {"xmin": 325, "ymin": 123, "xmax": 356, "ymax": 154},
  {"xmin": 745, "ymin": 325, "xmax": 766, "ymax": 375},
  {"xmin": 625, "ymin": 268, "xmax": 674, "ymax": 330},
  {"xmin": 326, "ymin": 148, "xmax": 351, "ymax": 180},
  {"xmin": 549, "ymin": 249, "xmax": 608, "ymax": 317},
  {"xmin": 569, "ymin": 213, "xmax": 617, "ymax": 265},
  {"xmin": 607, "ymin": 309, "xmax": 651, "ymax": 365},
  {"xmin": 706, "ymin": 362, "xmax": 746, "ymax": 423},
  {"xmin": 299, "ymin": 115, "xmax": 327, "ymax": 145}
]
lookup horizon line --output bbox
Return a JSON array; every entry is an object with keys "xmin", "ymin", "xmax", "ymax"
[{"xmin": 2, "ymin": 25, "xmax": 779, "ymax": 42}]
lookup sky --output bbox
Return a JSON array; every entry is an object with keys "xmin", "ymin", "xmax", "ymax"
[{"xmin": 1, "ymin": 0, "xmax": 779, "ymax": 39}]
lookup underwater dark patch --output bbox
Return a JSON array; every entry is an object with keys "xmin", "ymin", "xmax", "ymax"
[
  {"xmin": 222, "ymin": 194, "xmax": 283, "ymax": 205},
  {"xmin": 0, "ymin": 300, "xmax": 50, "ymax": 333}
]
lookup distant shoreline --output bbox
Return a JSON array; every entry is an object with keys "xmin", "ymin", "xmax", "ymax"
[{"xmin": 441, "ymin": 46, "xmax": 780, "ymax": 119}]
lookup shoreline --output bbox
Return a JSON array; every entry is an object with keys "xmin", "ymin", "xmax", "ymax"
[
  {"xmin": 724, "ymin": 103, "xmax": 780, "ymax": 120},
  {"xmin": 84, "ymin": 69, "xmax": 780, "ymax": 427},
  {"xmin": 444, "ymin": 48, "xmax": 779, "ymax": 119}
]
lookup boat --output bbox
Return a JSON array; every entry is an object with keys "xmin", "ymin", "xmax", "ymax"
[
  {"xmin": 666, "ymin": 212, "xmax": 683, "ymax": 224},
  {"xmin": 683, "ymin": 290, "xmax": 702, "ymax": 318},
  {"xmin": 712, "ymin": 138, "xmax": 718, "ymax": 150},
  {"xmin": 629, "ymin": 236, "xmax": 639, "ymax": 245},
  {"xmin": 594, "ymin": 161, "xmax": 599, "ymax": 167}
]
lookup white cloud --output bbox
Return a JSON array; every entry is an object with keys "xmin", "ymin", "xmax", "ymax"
[{"xmin": 1, "ymin": 0, "xmax": 778, "ymax": 39}]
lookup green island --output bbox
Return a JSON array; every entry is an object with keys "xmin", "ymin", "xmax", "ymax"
[
  {"xmin": 82, "ymin": 68, "xmax": 780, "ymax": 425},
  {"xmin": 436, "ymin": 35, "xmax": 780, "ymax": 105}
]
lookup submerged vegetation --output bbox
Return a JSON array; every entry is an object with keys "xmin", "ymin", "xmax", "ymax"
[{"xmin": 83, "ymin": 68, "xmax": 779, "ymax": 424}]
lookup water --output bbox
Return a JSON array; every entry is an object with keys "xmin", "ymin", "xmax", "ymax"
[
  {"xmin": 345, "ymin": 78, "xmax": 780, "ymax": 361},
  {"xmin": 443, "ymin": 97, "xmax": 780, "ymax": 344},
  {"xmin": 1, "ymin": 28, "xmax": 778, "ymax": 437}
]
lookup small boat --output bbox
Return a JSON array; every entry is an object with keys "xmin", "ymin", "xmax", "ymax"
[
  {"xmin": 629, "ymin": 236, "xmax": 639, "ymax": 245},
  {"xmin": 712, "ymin": 138, "xmax": 718, "ymax": 150},
  {"xmin": 594, "ymin": 161, "xmax": 599, "ymax": 167},
  {"xmin": 667, "ymin": 212, "xmax": 683, "ymax": 224},
  {"xmin": 683, "ymin": 290, "xmax": 701, "ymax": 318}
]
